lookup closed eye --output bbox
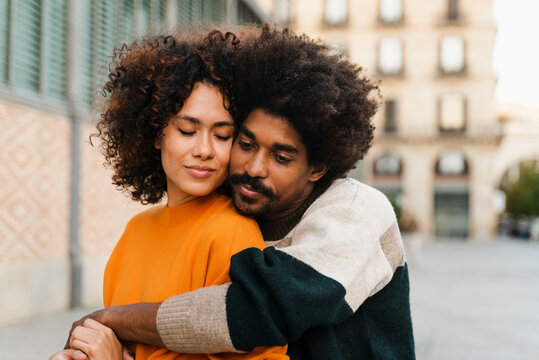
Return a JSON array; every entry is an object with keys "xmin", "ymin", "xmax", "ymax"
[
  {"xmin": 215, "ymin": 135, "xmax": 232, "ymax": 141},
  {"xmin": 178, "ymin": 128, "xmax": 195, "ymax": 136}
]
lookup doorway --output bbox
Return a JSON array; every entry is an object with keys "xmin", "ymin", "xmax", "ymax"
[{"xmin": 434, "ymin": 191, "xmax": 469, "ymax": 238}]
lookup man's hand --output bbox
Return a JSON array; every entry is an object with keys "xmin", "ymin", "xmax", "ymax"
[
  {"xmin": 69, "ymin": 319, "xmax": 123, "ymax": 360},
  {"xmin": 65, "ymin": 303, "xmax": 163, "ymax": 349},
  {"xmin": 49, "ymin": 349, "xmax": 88, "ymax": 360}
]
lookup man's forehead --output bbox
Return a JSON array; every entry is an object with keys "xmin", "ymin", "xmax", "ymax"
[
  {"xmin": 243, "ymin": 109, "xmax": 297, "ymax": 138},
  {"xmin": 241, "ymin": 112, "xmax": 305, "ymax": 153}
]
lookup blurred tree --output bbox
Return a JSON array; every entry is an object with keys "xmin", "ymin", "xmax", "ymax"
[
  {"xmin": 385, "ymin": 192, "xmax": 419, "ymax": 233},
  {"xmin": 505, "ymin": 164, "xmax": 539, "ymax": 216},
  {"xmin": 384, "ymin": 193, "xmax": 401, "ymax": 218}
]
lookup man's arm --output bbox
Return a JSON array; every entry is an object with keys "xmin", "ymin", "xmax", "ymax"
[
  {"xmin": 66, "ymin": 303, "xmax": 164, "ymax": 348},
  {"xmin": 156, "ymin": 179, "xmax": 405, "ymax": 353},
  {"xmin": 68, "ymin": 180, "xmax": 404, "ymax": 354}
]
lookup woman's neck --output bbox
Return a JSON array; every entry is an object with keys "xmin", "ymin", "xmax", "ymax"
[{"xmin": 166, "ymin": 194, "xmax": 198, "ymax": 207}]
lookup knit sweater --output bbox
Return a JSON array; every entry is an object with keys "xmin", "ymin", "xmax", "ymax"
[
  {"xmin": 157, "ymin": 178, "xmax": 415, "ymax": 359},
  {"xmin": 104, "ymin": 192, "xmax": 288, "ymax": 359}
]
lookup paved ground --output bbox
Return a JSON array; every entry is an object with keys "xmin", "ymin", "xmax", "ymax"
[
  {"xmin": 409, "ymin": 238, "xmax": 539, "ymax": 360},
  {"xmin": 1, "ymin": 239, "xmax": 538, "ymax": 359}
]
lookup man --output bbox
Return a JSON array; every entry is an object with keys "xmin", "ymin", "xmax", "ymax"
[{"xmin": 69, "ymin": 25, "xmax": 415, "ymax": 359}]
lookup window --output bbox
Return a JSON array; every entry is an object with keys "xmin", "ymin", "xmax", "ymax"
[
  {"xmin": 238, "ymin": 1, "xmax": 259, "ymax": 24},
  {"xmin": 384, "ymin": 100, "xmax": 397, "ymax": 133},
  {"xmin": 374, "ymin": 154, "xmax": 402, "ymax": 175},
  {"xmin": 274, "ymin": 0, "xmax": 292, "ymax": 25},
  {"xmin": 439, "ymin": 93, "xmax": 465, "ymax": 133},
  {"xmin": 178, "ymin": 0, "xmax": 226, "ymax": 28},
  {"xmin": 136, "ymin": 0, "xmax": 151, "ymax": 36},
  {"xmin": 3, "ymin": 0, "xmax": 67, "ymax": 99},
  {"xmin": 91, "ymin": 0, "xmax": 115, "ymax": 100},
  {"xmin": 325, "ymin": 0, "xmax": 347, "ymax": 26},
  {"xmin": 178, "ymin": 0, "xmax": 192, "ymax": 27},
  {"xmin": 378, "ymin": 37, "xmax": 403, "ymax": 75},
  {"xmin": 440, "ymin": 35, "xmax": 464, "ymax": 74},
  {"xmin": 0, "ymin": 0, "xmax": 9, "ymax": 84},
  {"xmin": 436, "ymin": 150, "xmax": 467, "ymax": 175},
  {"xmin": 327, "ymin": 41, "xmax": 347, "ymax": 58},
  {"xmin": 202, "ymin": 0, "xmax": 226, "ymax": 25},
  {"xmin": 150, "ymin": 0, "xmax": 168, "ymax": 30},
  {"xmin": 379, "ymin": 0, "xmax": 402, "ymax": 24},
  {"xmin": 13, "ymin": 0, "xmax": 42, "ymax": 92},
  {"xmin": 117, "ymin": 0, "xmax": 135, "ymax": 45},
  {"xmin": 447, "ymin": 0, "xmax": 458, "ymax": 21},
  {"xmin": 43, "ymin": 0, "xmax": 67, "ymax": 100},
  {"xmin": 1, "ymin": 0, "xmax": 260, "ymax": 107}
]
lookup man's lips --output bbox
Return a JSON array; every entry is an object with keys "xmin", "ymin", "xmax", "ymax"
[
  {"xmin": 185, "ymin": 165, "xmax": 215, "ymax": 179},
  {"xmin": 239, "ymin": 184, "xmax": 262, "ymax": 198}
]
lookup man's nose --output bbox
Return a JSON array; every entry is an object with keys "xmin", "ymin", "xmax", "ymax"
[{"xmin": 244, "ymin": 151, "xmax": 269, "ymax": 179}]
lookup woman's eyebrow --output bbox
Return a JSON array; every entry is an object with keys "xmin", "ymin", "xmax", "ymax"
[
  {"xmin": 175, "ymin": 115, "xmax": 200, "ymax": 124},
  {"xmin": 174, "ymin": 115, "xmax": 234, "ymax": 128},
  {"xmin": 212, "ymin": 121, "xmax": 235, "ymax": 128}
]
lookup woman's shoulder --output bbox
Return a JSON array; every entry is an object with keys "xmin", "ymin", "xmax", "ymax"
[
  {"xmin": 124, "ymin": 204, "xmax": 166, "ymax": 230},
  {"xmin": 201, "ymin": 194, "xmax": 265, "ymax": 248},
  {"xmin": 206, "ymin": 194, "xmax": 258, "ymax": 226}
]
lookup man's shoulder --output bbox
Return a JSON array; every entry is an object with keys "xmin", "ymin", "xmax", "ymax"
[
  {"xmin": 294, "ymin": 177, "xmax": 397, "ymax": 235},
  {"xmin": 313, "ymin": 178, "xmax": 393, "ymax": 212}
]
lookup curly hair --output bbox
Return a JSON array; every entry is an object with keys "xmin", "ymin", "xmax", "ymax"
[
  {"xmin": 94, "ymin": 29, "xmax": 241, "ymax": 204},
  {"xmin": 234, "ymin": 24, "xmax": 380, "ymax": 184}
]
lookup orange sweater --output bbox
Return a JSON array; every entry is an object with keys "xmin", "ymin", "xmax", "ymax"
[{"xmin": 103, "ymin": 192, "xmax": 288, "ymax": 360}]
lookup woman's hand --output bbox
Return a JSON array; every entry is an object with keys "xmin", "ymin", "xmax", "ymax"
[
  {"xmin": 69, "ymin": 318, "xmax": 123, "ymax": 360},
  {"xmin": 49, "ymin": 349, "xmax": 88, "ymax": 360}
]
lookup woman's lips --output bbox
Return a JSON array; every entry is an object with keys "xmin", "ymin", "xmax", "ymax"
[{"xmin": 185, "ymin": 166, "xmax": 215, "ymax": 179}]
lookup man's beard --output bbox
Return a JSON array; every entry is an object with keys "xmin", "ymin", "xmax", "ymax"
[{"xmin": 227, "ymin": 172, "xmax": 280, "ymax": 218}]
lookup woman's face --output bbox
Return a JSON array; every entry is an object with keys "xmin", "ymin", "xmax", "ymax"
[{"xmin": 158, "ymin": 82, "xmax": 235, "ymax": 206}]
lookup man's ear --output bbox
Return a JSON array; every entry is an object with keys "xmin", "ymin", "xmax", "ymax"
[{"xmin": 309, "ymin": 164, "xmax": 328, "ymax": 182}]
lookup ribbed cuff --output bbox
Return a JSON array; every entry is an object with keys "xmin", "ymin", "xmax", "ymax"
[{"xmin": 156, "ymin": 284, "xmax": 240, "ymax": 353}]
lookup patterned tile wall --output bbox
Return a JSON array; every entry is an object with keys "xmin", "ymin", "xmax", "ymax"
[
  {"xmin": 0, "ymin": 100, "xmax": 146, "ymax": 265},
  {"xmin": 79, "ymin": 122, "xmax": 146, "ymax": 257},
  {"xmin": 0, "ymin": 100, "xmax": 70, "ymax": 263}
]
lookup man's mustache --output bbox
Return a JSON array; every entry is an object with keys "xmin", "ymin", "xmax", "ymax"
[{"xmin": 228, "ymin": 172, "xmax": 280, "ymax": 201}]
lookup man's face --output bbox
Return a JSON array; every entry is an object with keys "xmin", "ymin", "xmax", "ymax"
[{"xmin": 229, "ymin": 109, "xmax": 326, "ymax": 220}]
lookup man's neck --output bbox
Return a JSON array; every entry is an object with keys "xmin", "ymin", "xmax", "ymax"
[
  {"xmin": 261, "ymin": 182, "xmax": 315, "ymax": 222},
  {"xmin": 257, "ymin": 181, "xmax": 331, "ymax": 241}
]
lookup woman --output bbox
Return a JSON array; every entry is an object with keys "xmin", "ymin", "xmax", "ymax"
[{"xmin": 51, "ymin": 29, "xmax": 287, "ymax": 360}]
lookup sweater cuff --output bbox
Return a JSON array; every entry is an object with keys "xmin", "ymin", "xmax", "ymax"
[{"xmin": 156, "ymin": 284, "xmax": 241, "ymax": 353}]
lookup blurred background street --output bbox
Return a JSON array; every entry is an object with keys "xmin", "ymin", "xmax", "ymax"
[
  {"xmin": 2, "ymin": 237, "xmax": 539, "ymax": 359},
  {"xmin": 1, "ymin": 0, "xmax": 538, "ymax": 359}
]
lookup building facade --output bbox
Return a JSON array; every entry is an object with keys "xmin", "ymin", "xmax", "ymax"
[
  {"xmin": 0, "ymin": 0, "xmax": 266, "ymax": 325},
  {"xmin": 264, "ymin": 0, "xmax": 501, "ymax": 240}
]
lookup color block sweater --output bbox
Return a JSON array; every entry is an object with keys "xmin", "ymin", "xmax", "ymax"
[
  {"xmin": 157, "ymin": 178, "xmax": 415, "ymax": 359},
  {"xmin": 103, "ymin": 192, "xmax": 288, "ymax": 359}
]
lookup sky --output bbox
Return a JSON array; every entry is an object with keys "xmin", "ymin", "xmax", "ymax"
[{"xmin": 493, "ymin": 0, "xmax": 539, "ymax": 110}]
